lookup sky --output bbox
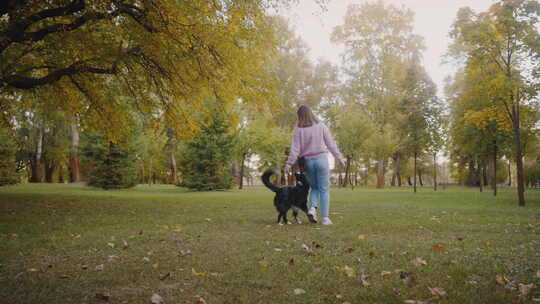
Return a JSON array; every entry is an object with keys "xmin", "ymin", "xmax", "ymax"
[{"xmin": 282, "ymin": 0, "xmax": 497, "ymax": 97}]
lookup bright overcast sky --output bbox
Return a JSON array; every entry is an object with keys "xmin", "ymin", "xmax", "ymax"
[{"xmin": 283, "ymin": 0, "xmax": 496, "ymax": 97}]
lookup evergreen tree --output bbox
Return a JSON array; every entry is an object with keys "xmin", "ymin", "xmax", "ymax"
[
  {"xmin": 0, "ymin": 128, "xmax": 19, "ymax": 186},
  {"xmin": 82, "ymin": 133, "xmax": 138, "ymax": 190},
  {"xmin": 179, "ymin": 107, "xmax": 236, "ymax": 191}
]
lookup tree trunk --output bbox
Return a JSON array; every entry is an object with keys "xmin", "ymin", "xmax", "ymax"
[
  {"xmin": 30, "ymin": 126, "xmax": 44, "ymax": 182},
  {"xmin": 418, "ymin": 170, "xmax": 423, "ymax": 186},
  {"xmin": 344, "ymin": 156, "xmax": 351, "ymax": 187},
  {"xmin": 492, "ymin": 139, "xmax": 497, "ymax": 196},
  {"xmin": 396, "ymin": 153, "xmax": 402, "ymax": 187},
  {"xmin": 148, "ymin": 157, "xmax": 153, "ymax": 186},
  {"xmin": 478, "ymin": 164, "xmax": 483, "ymax": 193},
  {"xmin": 170, "ymin": 150, "xmax": 177, "ymax": 184},
  {"xmin": 58, "ymin": 164, "xmax": 64, "ymax": 183},
  {"xmin": 407, "ymin": 176, "xmax": 412, "ymax": 186},
  {"xmin": 483, "ymin": 166, "xmax": 488, "ymax": 187},
  {"xmin": 69, "ymin": 121, "xmax": 81, "ymax": 182},
  {"xmin": 413, "ymin": 151, "xmax": 417, "ymax": 193},
  {"xmin": 433, "ymin": 153, "xmax": 437, "ymax": 191},
  {"xmin": 512, "ymin": 103, "xmax": 525, "ymax": 206},
  {"xmin": 44, "ymin": 160, "xmax": 55, "ymax": 183},
  {"xmin": 239, "ymin": 152, "xmax": 246, "ymax": 190},
  {"xmin": 376, "ymin": 158, "xmax": 385, "ymax": 189},
  {"xmin": 507, "ymin": 159, "xmax": 511, "ymax": 186}
]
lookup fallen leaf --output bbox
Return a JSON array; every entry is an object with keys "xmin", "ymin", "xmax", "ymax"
[
  {"xmin": 345, "ymin": 248, "xmax": 354, "ymax": 254},
  {"xmin": 196, "ymin": 297, "xmax": 207, "ymax": 304},
  {"xmin": 293, "ymin": 288, "xmax": 306, "ymax": 295},
  {"xmin": 159, "ymin": 272, "xmax": 170, "ymax": 281},
  {"xmin": 60, "ymin": 274, "xmax": 70, "ymax": 279},
  {"xmin": 336, "ymin": 294, "xmax": 343, "ymax": 299},
  {"xmin": 368, "ymin": 251, "xmax": 376, "ymax": 258},
  {"xmin": 150, "ymin": 293, "xmax": 164, "ymax": 304},
  {"xmin": 400, "ymin": 271, "xmax": 416, "ymax": 287},
  {"xmin": 312, "ymin": 241, "xmax": 322, "ymax": 248},
  {"xmin": 122, "ymin": 240, "xmax": 129, "ymax": 249},
  {"xmin": 411, "ymin": 257, "xmax": 427, "ymax": 266},
  {"xmin": 107, "ymin": 242, "xmax": 115, "ymax": 248},
  {"xmin": 336, "ymin": 266, "xmax": 356, "ymax": 278},
  {"xmin": 152, "ymin": 263, "xmax": 159, "ymax": 269},
  {"xmin": 289, "ymin": 258, "xmax": 295, "ymax": 265},
  {"xmin": 428, "ymin": 287, "xmax": 447, "ymax": 297},
  {"xmin": 258, "ymin": 260, "xmax": 270, "ymax": 267},
  {"xmin": 95, "ymin": 292, "xmax": 111, "ymax": 301},
  {"xmin": 192, "ymin": 268, "xmax": 206, "ymax": 276},
  {"xmin": 432, "ymin": 244, "xmax": 444, "ymax": 251},
  {"xmin": 536, "ymin": 270, "xmax": 540, "ymax": 278},
  {"xmin": 143, "ymin": 257, "xmax": 150, "ymax": 263},
  {"xmin": 81, "ymin": 265, "xmax": 88, "ymax": 270},
  {"xmin": 518, "ymin": 283, "xmax": 535, "ymax": 299},
  {"xmin": 301, "ymin": 244, "xmax": 315, "ymax": 255},
  {"xmin": 274, "ymin": 248, "xmax": 283, "ymax": 252},
  {"xmin": 357, "ymin": 234, "xmax": 366, "ymax": 240},
  {"xmin": 404, "ymin": 300, "xmax": 429, "ymax": 304},
  {"xmin": 496, "ymin": 274, "xmax": 509, "ymax": 286},
  {"xmin": 179, "ymin": 250, "xmax": 192, "ymax": 256},
  {"xmin": 359, "ymin": 273, "xmax": 370, "ymax": 286},
  {"xmin": 95, "ymin": 264, "xmax": 104, "ymax": 271},
  {"xmin": 381, "ymin": 271, "xmax": 392, "ymax": 277},
  {"xmin": 27, "ymin": 268, "xmax": 39, "ymax": 272}
]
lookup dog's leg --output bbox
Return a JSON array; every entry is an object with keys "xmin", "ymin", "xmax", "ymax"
[
  {"xmin": 292, "ymin": 207, "xmax": 302, "ymax": 224},
  {"xmin": 277, "ymin": 213, "xmax": 282, "ymax": 225}
]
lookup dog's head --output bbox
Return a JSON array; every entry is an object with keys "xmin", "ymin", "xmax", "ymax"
[{"xmin": 295, "ymin": 172, "xmax": 310, "ymax": 188}]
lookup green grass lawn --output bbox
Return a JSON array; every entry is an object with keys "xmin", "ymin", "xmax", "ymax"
[{"xmin": 0, "ymin": 184, "xmax": 539, "ymax": 304}]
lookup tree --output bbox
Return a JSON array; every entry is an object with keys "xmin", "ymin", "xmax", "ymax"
[
  {"xmin": 82, "ymin": 132, "xmax": 139, "ymax": 190},
  {"xmin": 0, "ymin": 0, "xmax": 281, "ymax": 140},
  {"xmin": 449, "ymin": 0, "xmax": 540, "ymax": 205},
  {"xmin": 332, "ymin": 1, "xmax": 424, "ymax": 188},
  {"xmin": 179, "ymin": 102, "xmax": 236, "ymax": 191},
  {"xmin": 0, "ymin": 127, "xmax": 19, "ymax": 186}
]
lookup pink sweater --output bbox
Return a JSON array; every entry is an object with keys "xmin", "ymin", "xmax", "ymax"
[{"xmin": 285, "ymin": 122, "xmax": 345, "ymax": 168}]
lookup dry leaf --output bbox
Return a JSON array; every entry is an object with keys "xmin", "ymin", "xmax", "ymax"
[
  {"xmin": 107, "ymin": 242, "xmax": 115, "ymax": 248},
  {"xmin": 336, "ymin": 266, "xmax": 356, "ymax": 278},
  {"xmin": 301, "ymin": 244, "xmax": 314, "ymax": 255},
  {"xmin": 404, "ymin": 300, "xmax": 429, "ymax": 304},
  {"xmin": 293, "ymin": 288, "xmax": 306, "ymax": 295},
  {"xmin": 359, "ymin": 273, "xmax": 370, "ymax": 287},
  {"xmin": 518, "ymin": 283, "xmax": 535, "ymax": 299},
  {"xmin": 274, "ymin": 248, "xmax": 283, "ymax": 252},
  {"xmin": 152, "ymin": 263, "xmax": 159, "ymax": 269},
  {"xmin": 159, "ymin": 272, "xmax": 170, "ymax": 281},
  {"xmin": 95, "ymin": 264, "xmax": 104, "ymax": 271},
  {"xmin": 196, "ymin": 297, "xmax": 207, "ymax": 304},
  {"xmin": 535, "ymin": 270, "xmax": 540, "ymax": 278},
  {"xmin": 143, "ymin": 257, "xmax": 150, "ymax": 263},
  {"xmin": 496, "ymin": 274, "xmax": 509, "ymax": 285},
  {"xmin": 368, "ymin": 251, "xmax": 376, "ymax": 258},
  {"xmin": 122, "ymin": 240, "xmax": 129, "ymax": 249},
  {"xmin": 81, "ymin": 265, "xmax": 88, "ymax": 270},
  {"xmin": 258, "ymin": 260, "xmax": 270, "ymax": 267},
  {"xmin": 345, "ymin": 248, "xmax": 354, "ymax": 254},
  {"xmin": 429, "ymin": 287, "xmax": 447, "ymax": 297},
  {"xmin": 381, "ymin": 271, "xmax": 392, "ymax": 277},
  {"xmin": 27, "ymin": 268, "xmax": 39, "ymax": 272},
  {"xmin": 192, "ymin": 268, "xmax": 206, "ymax": 276},
  {"xmin": 400, "ymin": 271, "xmax": 416, "ymax": 287},
  {"xmin": 179, "ymin": 250, "xmax": 192, "ymax": 256},
  {"xmin": 411, "ymin": 257, "xmax": 427, "ymax": 266},
  {"xmin": 336, "ymin": 294, "xmax": 343, "ymax": 299},
  {"xmin": 151, "ymin": 293, "xmax": 164, "ymax": 304},
  {"xmin": 357, "ymin": 234, "xmax": 366, "ymax": 240},
  {"xmin": 432, "ymin": 244, "xmax": 444, "ymax": 251},
  {"xmin": 289, "ymin": 258, "xmax": 295, "ymax": 265},
  {"xmin": 95, "ymin": 292, "xmax": 110, "ymax": 301}
]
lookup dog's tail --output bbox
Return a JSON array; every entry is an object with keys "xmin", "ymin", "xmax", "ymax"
[{"xmin": 261, "ymin": 169, "xmax": 281, "ymax": 192}]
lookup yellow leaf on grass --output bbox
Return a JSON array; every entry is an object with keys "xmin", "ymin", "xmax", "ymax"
[
  {"xmin": 192, "ymin": 268, "xmax": 206, "ymax": 276},
  {"xmin": 357, "ymin": 234, "xmax": 366, "ymax": 240},
  {"xmin": 336, "ymin": 266, "xmax": 356, "ymax": 278},
  {"xmin": 258, "ymin": 260, "xmax": 269, "ymax": 267}
]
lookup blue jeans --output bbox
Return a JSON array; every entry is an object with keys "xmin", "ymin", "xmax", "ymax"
[{"xmin": 305, "ymin": 155, "xmax": 330, "ymax": 217}]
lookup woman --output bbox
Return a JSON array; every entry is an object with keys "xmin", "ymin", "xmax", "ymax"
[{"xmin": 284, "ymin": 105, "xmax": 346, "ymax": 225}]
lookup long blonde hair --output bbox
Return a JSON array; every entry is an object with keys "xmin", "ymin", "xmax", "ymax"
[{"xmin": 297, "ymin": 105, "xmax": 319, "ymax": 128}]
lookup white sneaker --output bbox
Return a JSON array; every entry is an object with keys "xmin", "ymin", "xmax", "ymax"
[
  {"xmin": 307, "ymin": 207, "xmax": 317, "ymax": 223},
  {"xmin": 322, "ymin": 217, "xmax": 333, "ymax": 225}
]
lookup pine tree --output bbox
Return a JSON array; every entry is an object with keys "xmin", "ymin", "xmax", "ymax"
[
  {"xmin": 179, "ymin": 107, "xmax": 236, "ymax": 191},
  {"xmin": 82, "ymin": 133, "xmax": 138, "ymax": 190},
  {"xmin": 0, "ymin": 128, "xmax": 19, "ymax": 186}
]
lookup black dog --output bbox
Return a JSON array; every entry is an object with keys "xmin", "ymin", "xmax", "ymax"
[{"xmin": 261, "ymin": 160, "xmax": 315, "ymax": 224}]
